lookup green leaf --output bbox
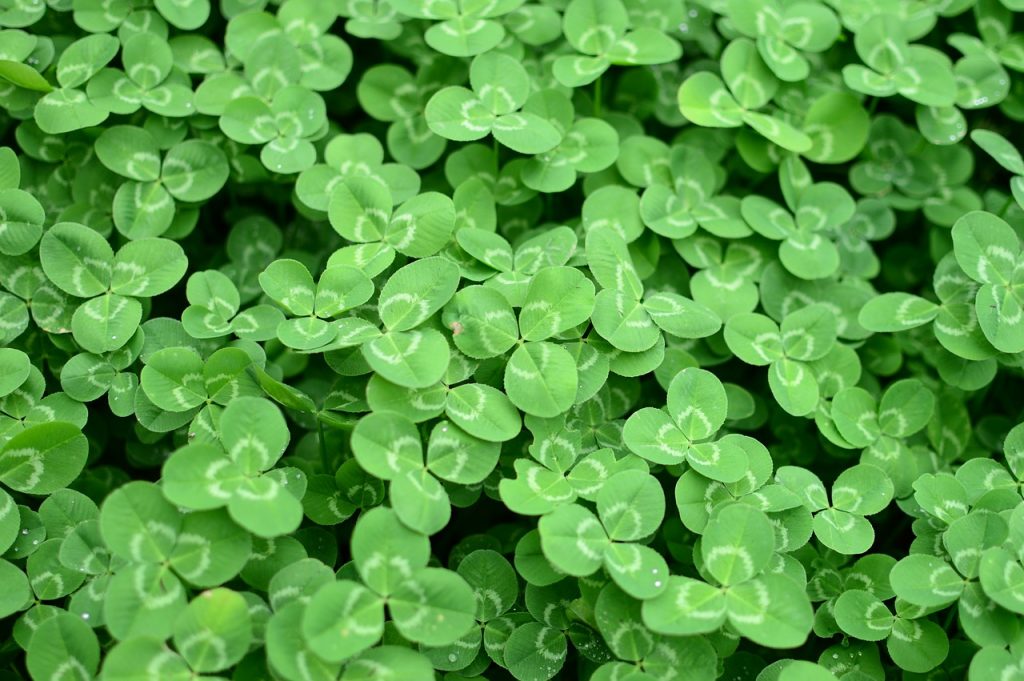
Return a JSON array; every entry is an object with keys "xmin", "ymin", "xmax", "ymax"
[
  {"xmin": 141, "ymin": 346, "xmax": 206, "ymax": 412},
  {"xmin": 173, "ymin": 588, "xmax": 252, "ymax": 673},
  {"xmin": 162, "ymin": 140, "xmax": 229, "ymax": 202},
  {"xmin": 378, "ymin": 257, "xmax": 461, "ymax": 331},
  {"xmin": 0, "ymin": 59, "xmax": 51, "ymax": 92},
  {"xmin": 812, "ymin": 510, "xmax": 875, "ymax": 554},
  {"xmin": 259, "ymin": 259, "xmax": 316, "ymax": 317},
  {"xmin": 0, "ymin": 422, "xmax": 88, "ymax": 495},
  {"xmin": 886, "ymin": 618, "xmax": 949, "ymax": 673},
  {"xmin": 362, "ymin": 329, "xmax": 450, "ymax": 389},
  {"xmin": 702, "ymin": 503, "xmax": 774, "ymax": 586},
  {"xmin": 538, "ymin": 503, "xmax": 608, "ymax": 576},
  {"xmin": 221, "ymin": 396, "xmax": 290, "ymax": 474},
  {"xmin": 858, "ymin": 293, "xmax": 939, "ymax": 332},
  {"xmin": 721, "ymin": 38, "xmax": 778, "ymax": 110},
  {"xmin": 642, "ymin": 576, "xmax": 726, "ymax": 636},
  {"xmin": 725, "ymin": 573, "xmax": 813, "ymax": 648},
  {"xmin": 890, "ymin": 554, "xmax": 963, "ymax": 608},
  {"xmin": 979, "ymin": 548, "xmax": 1024, "ymax": 614},
  {"xmin": 389, "ymin": 567, "xmax": 477, "ymax": 645},
  {"xmin": 597, "ymin": 470, "xmax": 665, "ymax": 542},
  {"xmin": 667, "ymin": 367, "xmax": 727, "ymax": 441},
  {"xmin": 351, "ymin": 506, "xmax": 429, "ymax": 596},
  {"xmin": 56, "ymin": 34, "xmax": 119, "ymax": 89},
  {"xmin": 302, "ymin": 580, "xmax": 384, "ymax": 663},
  {"xmin": 445, "ymin": 383, "xmax": 521, "ymax": 442},
  {"xmin": 504, "ymin": 342, "xmax": 578, "ymax": 418},
  {"xmin": 678, "ymin": 73, "xmax": 743, "ymax": 127},
  {"xmin": 519, "ymin": 267, "xmax": 596, "ymax": 341},
  {"xmin": 444, "ymin": 285, "xmax": 519, "ymax": 359},
  {"xmin": 341, "ymin": 646, "xmax": 434, "ymax": 681},
  {"xmin": 425, "ymin": 87, "xmax": 493, "ymax": 142},
  {"xmin": 111, "ymin": 237, "xmax": 188, "ymax": 297},
  {"xmin": 504, "ymin": 622, "xmax": 567, "ymax": 681},
  {"xmin": 457, "ymin": 549, "xmax": 518, "ymax": 621},
  {"xmin": 390, "ymin": 468, "xmax": 451, "ymax": 535},
  {"xmin": 71, "ymin": 294, "xmax": 143, "ymax": 354},
  {"xmin": 952, "ymin": 210, "xmax": 1019, "ymax": 285},
  {"xmin": 26, "ymin": 612, "xmax": 99, "ymax": 681},
  {"xmin": 834, "ymin": 589, "xmax": 893, "ymax": 641},
  {"xmin": 38, "ymin": 222, "xmax": 114, "ymax": 296},
  {"xmin": 0, "ymin": 347, "xmax": 31, "ymax": 398},
  {"xmin": 644, "ymin": 292, "xmax": 721, "ymax": 339},
  {"xmin": 99, "ymin": 481, "xmax": 181, "ymax": 563}
]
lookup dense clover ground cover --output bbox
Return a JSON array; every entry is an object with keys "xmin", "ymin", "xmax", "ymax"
[{"xmin": 1, "ymin": 0, "xmax": 1024, "ymax": 679}]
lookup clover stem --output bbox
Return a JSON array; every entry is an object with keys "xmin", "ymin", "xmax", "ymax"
[
  {"xmin": 594, "ymin": 76, "xmax": 603, "ymax": 117},
  {"xmin": 317, "ymin": 419, "xmax": 329, "ymax": 473},
  {"xmin": 941, "ymin": 604, "xmax": 956, "ymax": 632},
  {"xmin": 998, "ymin": 194, "xmax": 1014, "ymax": 217}
]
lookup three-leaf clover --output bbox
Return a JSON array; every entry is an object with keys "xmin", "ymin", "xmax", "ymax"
[
  {"xmin": 725, "ymin": 0, "xmax": 842, "ymax": 81},
  {"xmin": 499, "ymin": 414, "xmax": 638, "ymax": 515},
  {"xmin": 741, "ymin": 159, "xmax": 856, "ymax": 280},
  {"xmin": 95, "ymin": 125, "xmax": 229, "ymax": 238},
  {"xmin": 258, "ymin": 259, "xmax": 375, "ymax": 350},
  {"xmin": 642, "ymin": 503, "xmax": 814, "ymax": 648},
  {"xmin": 389, "ymin": 0, "xmax": 524, "ymax": 57},
  {"xmin": 38, "ymin": 222, "xmax": 188, "ymax": 354},
  {"xmin": 623, "ymin": 367, "xmax": 751, "ymax": 482},
  {"xmin": 299, "ymin": 506, "xmax": 477, "ymax": 663},
  {"xmin": 776, "ymin": 463, "xmax": 894, "ymax": 554},
  {"xmin": 553, "ymin": 0, "xmax": 682, "ymax": 87},
  {"xmin": 350, "ymin": 412, "xmax": 498, "ymax": 535},
  {"xmin": 88, "ymin": 33, "xmax": 195, "ymax": 118},
  {"xmin": 834, "ymin": 590, "xmax": 950, "ymax": 673},
  {"xmin": 538, "ymin": 469, "xmax": 670, "ymax": 599},
  {"xmin": 951, "ymin": 210, "xmax": 1024, "ymax": 354},
  {"xmin": 724, "ymin": 303, "xmax": 839, "ymax": 416},
  {"xmin": 678, "ymin": 38, "xmax": 812, "ymax": 152},
  {"xmin": 181, "ymin": 269, "xmax": 284, "ymax": 341},
  {"xmin": 219, "ymin": 85, "xmax": 327, "ymax": 174},
  {"xmin": 161, "ymin": 396, "xmax": 307, "ymax": 537},
  {"xmin": 825, "ymin": 378, "xmax": 935, "ymax": 492},
  {"xmin": 425, "ymin": 51, "xmax": 563, "ymax": 155},
  {"xmin": 97, "ymin": 481, "xmax": 252, "ymax": 640},
  {"xmin": 842, "ymin": 14, "xmax": 957, "ymax": 107}
]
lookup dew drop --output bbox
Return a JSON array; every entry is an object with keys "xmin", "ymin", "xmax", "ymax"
[
  {"xmin": 21, "ymin": 529, "xmax": 28, "ymax": 535},
  {"xmin": 448, "ymin": 654, "xmax": 457, "ymax": 663},
  {"xmin": 31, "ymin": 539, "xmax": 38, "ymax": 545},
  {"xmin": 111, "ymin": 335, "xmax": 117, "ymax": 340},
  {"xmin": 654, "ymin": 580, "xmax": 662, "ymax": 588},
  {"xmin": 81, "ymin": 613, "xmax": 90, "ymax": 620}
]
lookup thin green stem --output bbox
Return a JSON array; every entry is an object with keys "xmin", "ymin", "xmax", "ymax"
[
  {"xmin": 997, "ymin": 194, "xmax": 1014, "ymax": 217},
  {"xmin": 317, "ymin": 419, "xmax": 330, "ymax": 473},
  {"xmin": 941, "ymin": 604, "xmax": 957, "ymax": 633},
  {"xmin": 594, "ymin": 76, "xmax": 603, "ymax": 117}
]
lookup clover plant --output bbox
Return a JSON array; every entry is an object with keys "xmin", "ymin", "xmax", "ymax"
[{"xmin": 1, "ymin": 1, "xmax": 1024, "ymax": 680}]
